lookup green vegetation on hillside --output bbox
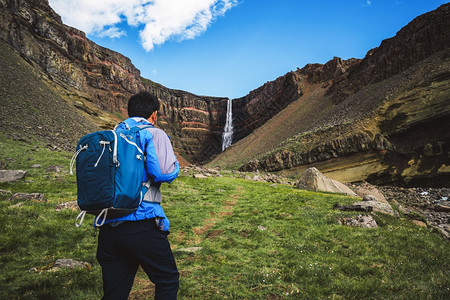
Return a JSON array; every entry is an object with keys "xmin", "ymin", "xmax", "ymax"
[{"xmin": 1, "ymin": 135, "xmax": 449, "ymax": 299}]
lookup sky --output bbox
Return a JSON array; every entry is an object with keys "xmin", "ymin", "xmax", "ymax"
[{"xmin": 48, "ymin": 0, "xmax": 448, "ymax": 99}]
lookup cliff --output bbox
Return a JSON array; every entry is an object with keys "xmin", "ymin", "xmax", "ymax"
[
  {"xmin": 213, "ymin": 4, "xmax": 450, "ymax": 187},
  {"xmin": 232, "ymin": 71, "xmax": 303, "ymax": 141},
  {"xmin": 0, "ymin": 0, "xmax": 228, "ymax": 163},
  {"xmin": 328, "ymin": 3, "xmax": 450, "ymax": 103}
]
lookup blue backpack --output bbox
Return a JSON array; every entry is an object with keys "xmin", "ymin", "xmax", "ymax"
[{"xmin": 70, "ymin": 124, "xmax": 152, "ymax": 227}]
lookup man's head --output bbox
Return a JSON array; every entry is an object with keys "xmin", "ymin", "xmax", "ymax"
[{"xmin": 128, "ymin": 91, "xmax": 160, "ymax": 119}]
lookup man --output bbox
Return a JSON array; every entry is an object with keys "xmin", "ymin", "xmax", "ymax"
[{"xmin": 96, "ymin": 91, "xmax": 180, "ymax": 299}]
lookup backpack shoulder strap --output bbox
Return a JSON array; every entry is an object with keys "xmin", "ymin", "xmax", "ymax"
[
  {"xmin": 114, "ymin": 121, "xmax": 130, "ymax": 130},
  {"xmin": 129, "ymin": 124, "xmax": 154, "ymax": 133}
]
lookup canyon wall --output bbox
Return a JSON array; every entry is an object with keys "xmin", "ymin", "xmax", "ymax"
[
  {"xmin": 232, "ymin": 4, "xmax": 450, "ymax": 186},
  {"xmin": 232, "ymin": 71, "xmax": 303, "ymax": 141},
  {"xmin": 0, "ymin": 0, "xmax": 228, "ymax": 163}
]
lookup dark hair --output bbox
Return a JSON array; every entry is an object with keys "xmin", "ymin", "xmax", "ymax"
[{"xmin": 127, "ymin": 91, "xmax": 160, "ymax": 119}]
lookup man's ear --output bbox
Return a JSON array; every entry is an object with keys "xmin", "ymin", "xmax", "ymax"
[{"xmin": 148, "ymin": 110, "xmax": 158, "ymax": 124}]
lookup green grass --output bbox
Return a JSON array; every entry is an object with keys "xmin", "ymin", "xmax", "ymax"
[{"xmin": 1, "ymin": 135, "xmax": 449, "ymax": 299}]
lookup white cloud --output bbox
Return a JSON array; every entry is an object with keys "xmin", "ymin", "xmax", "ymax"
[
  {"xmin": 49, "ymin": 0, "xmax": 238, "ymax": 51},
  {"xmin": 366, "ymin": 0, "xmax": 372, "ymax": 5},
  {"xmin": 98, "ymin": 26, "xmax": 127, "ymax": 39}
]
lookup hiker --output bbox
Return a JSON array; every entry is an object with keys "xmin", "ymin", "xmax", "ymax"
[{"xmin": 96, "ymin": 91, "xmax": 180, "ymax": 299}]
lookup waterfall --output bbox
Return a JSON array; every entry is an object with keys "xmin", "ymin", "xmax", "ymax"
[{"xmin": 222, "ymin": 98, "xmax": 233, "ymax": 151}]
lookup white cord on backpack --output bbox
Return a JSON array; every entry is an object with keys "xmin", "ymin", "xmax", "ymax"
[
  {"xmin": 75, "ymin": 210, "xmax": 87, "ymax": 227},
  {"xmin": 95, "ymin": 208, "xmax": 108, "ymax": 227},
  {"xmin": 94, "ymin": 141, "xmax": 109, "ymax": 167},
  {"xmin": 70, "ymin": 145, "xmax": 88, "ymax": 175}
]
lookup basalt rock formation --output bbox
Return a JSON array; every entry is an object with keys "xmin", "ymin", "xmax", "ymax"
[
  {"xmin": 0, "ymin": 0, "xmax": 228, "ymax": 163},
  {"xmin": 232, "ymin": 71, "xmax": 304, "ymax": 142}
]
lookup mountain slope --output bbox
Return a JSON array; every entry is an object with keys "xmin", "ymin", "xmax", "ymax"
[
  {"xmin": 0, "ymin": 40, "xmax": 99, "ymax": 150},
  {"xmin": 0, "ymin": 0, "xmax": 228, "ymax": 163},
  {"xmin": 209, "ymin": 4, "xmax": 450, "ymax": 187}
]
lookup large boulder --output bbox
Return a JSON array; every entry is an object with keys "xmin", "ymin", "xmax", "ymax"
[
  {"xmin": 296, "ymin": 167, "xmax": 357, "ymax": 196},
  {"xmin": 0, "ymin": 170, "xmax": 27, "ymax": 183},
  {"xmin": 352, "ymin": 181, "xmax": 388, "ymax": 203}
]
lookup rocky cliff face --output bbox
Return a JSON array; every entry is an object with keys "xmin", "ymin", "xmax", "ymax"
[
  {"xmin": 145, "ymin": 82, "xmax": 228, "ymax": 162},
  {"xmin": 0, "ymin": 0, "xmax": 228, "ymax": 163},
  {"xmin": 228, "ymin": 4, "xmax": 450, "ymax": 187},
  {"xmin": 230, "ymin": 56, "xmax": 362, "ymax": 144},
  {"xmin": 232, "ymin": 71, "xmax": 303, "ymax": 141},
  {"xmin": 239, "ymin": 48, "xmax": 450, "ymax": 187},
  {"xmin": 327, "ymin": 3, "xmax": 450, "ymax": 103},
  {"xmin": 0, "ymin": 0, "xmax": 142, "ymax": 112}
]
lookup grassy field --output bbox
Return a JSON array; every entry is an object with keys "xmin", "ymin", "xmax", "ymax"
[{"xmin": 1, "ymin": 134, "xmax": 449, "ymax": 299}]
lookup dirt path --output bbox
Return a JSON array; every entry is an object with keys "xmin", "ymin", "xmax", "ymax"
[
  {"xmin": 129, "ymin": 187, "xmax": 244, "ymax": 299},
  {"xmin": 189, "ymin": 185, "xmax": 243, "ymax": 245}
]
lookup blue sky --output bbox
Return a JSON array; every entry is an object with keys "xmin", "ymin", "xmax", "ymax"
[{"xmin": 48, "ymin": 0, "xmax": 448, "ymax": 99}]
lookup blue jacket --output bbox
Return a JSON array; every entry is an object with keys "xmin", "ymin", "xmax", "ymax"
[{"xmin": 100, "ymin": 117, "xmax": 179, "ymax": 230}]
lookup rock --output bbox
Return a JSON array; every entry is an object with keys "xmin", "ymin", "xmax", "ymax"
[
  {"xmin": 175, "ymin": 247, "xmax": 203, "ymax": 253},
  {"xmin": 206, "ymin": 168, "xmax": 220, "ymax": 175},
  {"xmin": 0, "ymin": 189, "xmax": 12, "ymax": 195},
  {"xmin": 31, "ymin": 164, "xmax": 42, "ymax": 168},
  {"xmin": 435, "ymin": 225, "xmax": 450, "ymax": 239},
  {"xmin": 29, "ymin": 258, "xmax": 92, "ymax": 273},
  {"xmin": 252, "ymin": 175, "xmax": 262, "ymax": 181},
  {"xmin": 353, "ymin": 182, "xmax": 388, "ymax": 203},
  {"xmin": 257, "ymin": 225, "xmax": 267, "ymax": 231},
  {"xmin": 55, "ymin": 201, "xmax": 79, "ymax": 212},
  {"xmin": 50, "ymin": 259, "xmax": 92, "ymax": 271},
  {"xmin": 296, "ymin": 167, "xmax": 358, "ymax": 196},
  {"xmin": 363, "ymin": 195, "xmax": 377, "ymax": 202},
  {"xmin": 338, "ymin": 214, "xmax": 378, "ymax": 228},
  {"xmin": 434, "ymin": 204, "xmax": 450, "ymax": 213},
  {"xmin": 193, "ymin": 174, "xmax": 207, "ymax": 179},
  {"xmin": 9, "ymin": 193, "xmax": 45, "ymax": 201},
  {"xmin": 46, "ymin": 165, "xmax": 61, "ymax": 173},
  {"xmin": 0, "ymin": 170, "xmax": 27, "ymax": 183},
  {"xmin": 396, "ymin": 205, "xmax": 411, "ymax": 215},
  {"xmin": 334, "ymin": 204, "xmax": 373, "ymax": 212},
  {"xmin": 411, "ymin": 220, "xmax": 427, "ymax": 227},
  {"xmin": 351, "ymin": 200, "xmax": 396, "ymax": 216}
]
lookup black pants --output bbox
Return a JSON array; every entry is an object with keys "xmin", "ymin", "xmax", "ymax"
[{"xmin": 96, "ymin": 219, "xmax": 179, "ymax": 299}]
